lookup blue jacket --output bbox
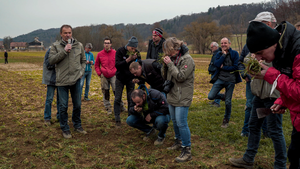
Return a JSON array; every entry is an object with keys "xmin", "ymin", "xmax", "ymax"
[
  {"xmin": 238, "ymin": 44, "xmax": 251, "ymax": 80},
  {"xmin": 211, "ymin": 47, "xmax": 242, "ymax": 83},
  {"xmin": 85, "ymin": 51, "xmax": 94, "ymax": 72},
  {"xmin": 42, "ymin": 48, "xmax": 56, "ymax": 86}
]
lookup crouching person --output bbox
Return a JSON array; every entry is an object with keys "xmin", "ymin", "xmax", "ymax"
[{"xmin": 126, "ymin": 87, "xmax": 170, "ymax": 146}]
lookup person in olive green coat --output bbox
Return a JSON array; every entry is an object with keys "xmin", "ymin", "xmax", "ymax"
[
  {"xmin": 162, "ymin": 37, "xmax": 195, "ymax": 163},
  {"xmin": 49, "ymin": 24, "xmax": 86, "ymax": 139}
]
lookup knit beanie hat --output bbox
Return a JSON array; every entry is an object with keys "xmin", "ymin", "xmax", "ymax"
[
  {"xmin": 126, "ymin": 36, "xmax": 138, "ymax": 48},
  {"xmin": 153, "ymin": 28, "xmax": 163, "ymax": 38},
  {"xmin": 246, "ymin": 21, "xmax": 280, "ymax": 53}
]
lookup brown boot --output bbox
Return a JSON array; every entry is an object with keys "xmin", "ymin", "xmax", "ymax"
[{"xmin": 175, "ymin": 146, "xmax": 192, "ymax": 162}]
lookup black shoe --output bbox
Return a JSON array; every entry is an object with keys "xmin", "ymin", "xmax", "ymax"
[
  {"xmin": 221, "ymin": 118, "xmax": 229, "ymax": 128},
  {"xmin": 62, "ymin": 130, "xmax": 72, "ymax": 139},
  {"xmin": 211, "ymin": 102, "xmax": 221, "ymax": 107}
]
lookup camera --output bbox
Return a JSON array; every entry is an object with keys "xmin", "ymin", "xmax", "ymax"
[{"xmin": 163, "ymin": 80, "xmax": 174, "ymax": 93}]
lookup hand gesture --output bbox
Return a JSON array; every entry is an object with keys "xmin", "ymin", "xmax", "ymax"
[
  {"xmin": 134, "ymin": 105, "xmax": 142, "ymax": 112},
  {"xmin": 249, "ymin": 63, "xmax": 269, "ymax": 79},
  {"xmin": 65, "ymin": 44, "xmax": 72, "ymax": 53},
  {"xmin": 145, "ymin": 114, "xmax": 152, "ymax": 122},
  {"xmin": 132, "ymin": 79, "xmax": 140, "ymax": 83},
  {"xmin": 163, "ymin": 56, "xmax": 171, "ymax": 64},
  {"xmin": 270, "ymin": 104, "xmax": 286, "ymax": 114}
]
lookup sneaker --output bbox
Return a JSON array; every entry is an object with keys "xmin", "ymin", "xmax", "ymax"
[
  {"xmin": 62, "ymin": 130, "xmax": 72, "ymax": 139},
  {"xmin": 115, "ymin": 121, "xmax": 121, "ymax": 128},
  {"xmin": 240, "ymin": 133, "xmax": 248, "ymax": 137},
  {"xmin": 143, "ymin": 128, "xmax": 157, "ymax": 141},
  {"xmin": 154, "ymin": 137, "xmax": 165, "ymax": 145},
  {"xmin": 84, "ymin": 97, "xmax": 91, "ymax": 101},
  {"xmin": 211, "ymin": 102, "xmax": 221, "ymax": 107},
  {"xmin": 175, "ymin": 146, "xmax": 192, "ymax": 162},
  {"xmin": 167, "ymin": 139, "xmax": 182, "ymax": 151},
  {"xmin": 107, "ymin": 108, "xmax": 112, "ymax": 115},
  {"xmin": 228, "ymin": 157, "xmax": 254, "ymax": 169},
  {"xmin": 75, "ymin": 127, "xmax": 87, "ymax": 134},
  {"xmin": 44, "ymin": 120, "xmax": 51, "ymax": 126},
  {"xmin": 221, "ymin": 118, "xmax": 229, "ymax": 128}
]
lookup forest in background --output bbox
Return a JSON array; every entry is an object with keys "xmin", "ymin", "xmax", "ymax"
[{"xmin": 3, "ymin": 0, "xmax": 300, "ymax": 53}]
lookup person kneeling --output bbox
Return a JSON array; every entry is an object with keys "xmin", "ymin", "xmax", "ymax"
[{"xmin": 126, "ymin": 88, "xmax": 170, "ymax": 145}]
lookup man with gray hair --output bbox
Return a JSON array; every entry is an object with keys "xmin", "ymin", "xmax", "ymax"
[
  {"xmin": 208, "ymin": 42, "xmax": 221, "ymax": 107},
  {"xmin": 80, "ymin": 43, "xmax": 95, "ymax": 101}
]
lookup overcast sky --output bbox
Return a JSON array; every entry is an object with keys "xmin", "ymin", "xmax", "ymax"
[{"xmin": 0, "ymin": 0, "xmax": 269, "ymax": 39}]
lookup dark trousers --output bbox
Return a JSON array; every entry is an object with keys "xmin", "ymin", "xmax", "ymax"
[
  {"xmin": 114, "ymin": 78, "xmax": 134, "ymax": 121},
  {"xmin": 5, "ymin": 58, "xmax": 8, "ymax": 64},
  {"xmin": 288, "ymin": 126, "xmax": 300, "ymax": 169}
]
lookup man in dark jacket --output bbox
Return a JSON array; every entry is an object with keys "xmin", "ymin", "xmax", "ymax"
[
  {"xmin": 129, "ymin": 59, "xmax": 165, "ymax": 93},
  {"xmin": 146, "ymin": 28, "xmax": 165, "ymax": 61},
  {"xmin": 114, "ymin": 36, "xmax": 141, "ymax": 127},
  {"xmin": 4, "ymin": 50, "xmax": 8, "ymax": 64},
  {"xmin": 208, "ymin": 42, "xmax": 221, "ymax": 107},
  {"xmin": 42, "ymin": 48, "xmax": 59, "ymax": 126},
  {"xmin": 208, "ymin": 37, "xmax": 242, "ymax": 128},
  {"xmin": 126, "ymin": 87, "xmax": 170, "ymax": 145}
]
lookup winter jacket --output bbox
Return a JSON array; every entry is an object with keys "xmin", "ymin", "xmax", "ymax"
[
  {"xmin": 263, "ymin": 21, "xmax": 300, "ymax": 132},
  {"xmin": 161, "ymin": 45, "xmax": 195, "ymax": 107},
  {"xmin": 4, "ymin": 52, "xmax": 8, "ymax": 58},
  {"xmin": 95, "ymin": 48, "xmax": 116, "ymax": 78},
  {"xmin": 211, "ymin": 47, "xmax": 242, "ymax": 84},
  {"xmin": 84, "ymin": 51, "xmax": 94, "ymax": 72},
  {"xmin": 115, "ymin": 46, "xmax": 141, "ymax": 83},
  {"xmin": 49, "ymin": 38, "xmax": 86, "ymax": 86},
  {"xmin": 208, "ymin": 47, "xmax": 221, "ymax": 75},
  {"xmin": 42, "ymin": 48, "xmax": 56, "ymax": 86},
  {"xmin": 244, "ymin": 55, "xmax": 280, "ymax": 99},
  {"xmin": 128, "ymin": 87, "xmax": 169, "ymax": 123},
  {"xmin": 238, "ymin": 44, "xmax": 252, "ymax": 80},
  {"xmin": 146, "ymin": 38, "xmax": 165, "ymax": 60}
]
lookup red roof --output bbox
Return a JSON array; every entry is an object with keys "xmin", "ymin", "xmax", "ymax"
[{"xmin": 10, "ymin": 42, "xmax": 27, "ymax": 47}]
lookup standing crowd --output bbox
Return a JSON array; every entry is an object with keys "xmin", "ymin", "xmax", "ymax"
[{"xmin": 41, "ymin": 11, "xmax": 300, "ymax": 168}]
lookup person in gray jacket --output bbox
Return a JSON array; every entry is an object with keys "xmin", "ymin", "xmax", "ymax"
[
  {"xmin": 42, "ymin": 47, "xmax": 59, "ymax": 126},
  {"xmin": 49, "ymin": 24, "xmax": 87, "ymax": 139},
  {"xmin": 162, "ymin": 37, "xmax": 195, "ymax": 163}
]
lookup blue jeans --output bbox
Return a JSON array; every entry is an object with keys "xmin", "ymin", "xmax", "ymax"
[
  {"xmin": 242, "ymin": 82, "xmax": 268, "ymax": 134},
  {"xmin": 80, "ymin": 71, "xmax": 92, "ymax": 98},
  {"xmin": 243, "ymin": 96, "xmax": 287, "ymax": 168},
  {"xmin": 44, "ymin": 85, "xmax": 60, "ymax": 121},
  {"xmin": 288, "ymin": 126, "xmax": 300, "ymax": 169},
  {"xmin": 168, "ymin": 105, "xmax": 191, "ymax": 147},
  {"xmin": 208, "ymin": 79, "xmax": 235, "ymax": 120},
  {"xmin": 126, "ymin": 114, "xmax": 170, "ymax": 138},
  {"xmin": 58, "ymin": 79, "xmax": 82, "ymax": 131}
]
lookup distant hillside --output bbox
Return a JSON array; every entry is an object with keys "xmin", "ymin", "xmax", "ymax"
[{"xmin": 12, "ymin": 2, "xmax": 275, "ymax": 48}]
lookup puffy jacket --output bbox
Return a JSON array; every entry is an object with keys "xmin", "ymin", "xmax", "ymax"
[
  {"xmin": 212, "ymin": 47, "xmax": 242, "ymax": 84},
  {"xmin": 128, "ymin": 86, "xmax": 169, "ymax": 123},
  {"xmin": 42, "ymin": 48, "xmax": 56, "ymax": 86},
  {"xmin": 146, "ymin": 38, "xmax": 165, "ymax": 60},
  {"xmin": 135, "ymin": 59, "xmax": 165, "ymax": 92},
  {"xmin": 115, "ymin": 46, "xmax": 141, "ymax": 83},
  {"xmin": 95, "ymin": 48, "xmax": 116, "ymax": 78},
  {"xmin": 84, "ymin": 51, "xmax": 94, "ymax": 72},
  {"xmin": 162, "ymin": 45, "xmax": 195, "ymax": 107},
  {"xmin": 263, "ymin": 21, "xmax": 300, "ymax": 132},
  {"xmin": 49, "ymin": 38, "xmax": 86, "ymax": 86}
]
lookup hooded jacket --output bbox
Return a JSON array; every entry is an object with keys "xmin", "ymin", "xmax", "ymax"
[
  {"xmin": 128, "ymin": 86, "xmax": 169, "ymax": 123},
  {"xmin": 115, "ymin": 46, "xmax": 141, "ymax": 83},
  {"xmin": 49, "ymin": 38, "xmax": 86, "ymax": 86},
  {"xmin": 263, "ymin": 21, "xmax": 300, "ymax": 131},
  {"xmin": 161, "ymin": 45, "xmax": 195, "ymax": 107},
  {"xmin": 95, "ymin": 48, "xmax": 116, "ymax": 78}
]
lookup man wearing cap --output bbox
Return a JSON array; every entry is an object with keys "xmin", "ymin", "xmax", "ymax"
[
  {"xmin": 114, "ymin": 36, "xmax": 141, "ymax": 127},
  {"xmin": 229, "ymin": 18, "xmax": 296, "ymax": 169},
  {"xmin": 239, "ymin": 12, "xmax": 278, "ymax": 138},
  {"xmin": 146, "ymin": 28, "xmax": 165, "ymax": 62},
  {"xmin": 208, "ymin": 37, "xmax": 242, "ymax": 128},
  {"xmin": 49, "ymin": 24, "xmax": 87, "ymax": 139},
  {"xmin": 80, "ymin": 43, "xmax": 94, "ymax": 101}
]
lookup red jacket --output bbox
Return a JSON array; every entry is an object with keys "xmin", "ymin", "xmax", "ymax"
[
  {"xmin": 95, "ymin": 48, "xmax": 116, "ymax": 78},
  {"xmin": 264, "ymin": 54, "xmax": 300, "ymax": 132}
]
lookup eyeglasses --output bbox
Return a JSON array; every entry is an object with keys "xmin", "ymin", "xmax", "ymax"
[{"xmin": 104, "ymin": 42, "xmax": 111, "ymax": 44}]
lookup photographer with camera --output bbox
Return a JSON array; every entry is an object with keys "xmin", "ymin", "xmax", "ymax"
[{"xmin": 161, "ymin": 37, "xmax": 195, "ymax": 162}]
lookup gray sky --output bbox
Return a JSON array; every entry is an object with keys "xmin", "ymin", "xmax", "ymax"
[{"xmin": 0, "ymin": 0, "xmax": 268, "ymax": 39}]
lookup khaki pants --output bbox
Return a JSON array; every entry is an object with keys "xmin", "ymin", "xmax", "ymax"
[{"xmin": 100, "ymin": 75, "xmax": 124, "ymax": 111}]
